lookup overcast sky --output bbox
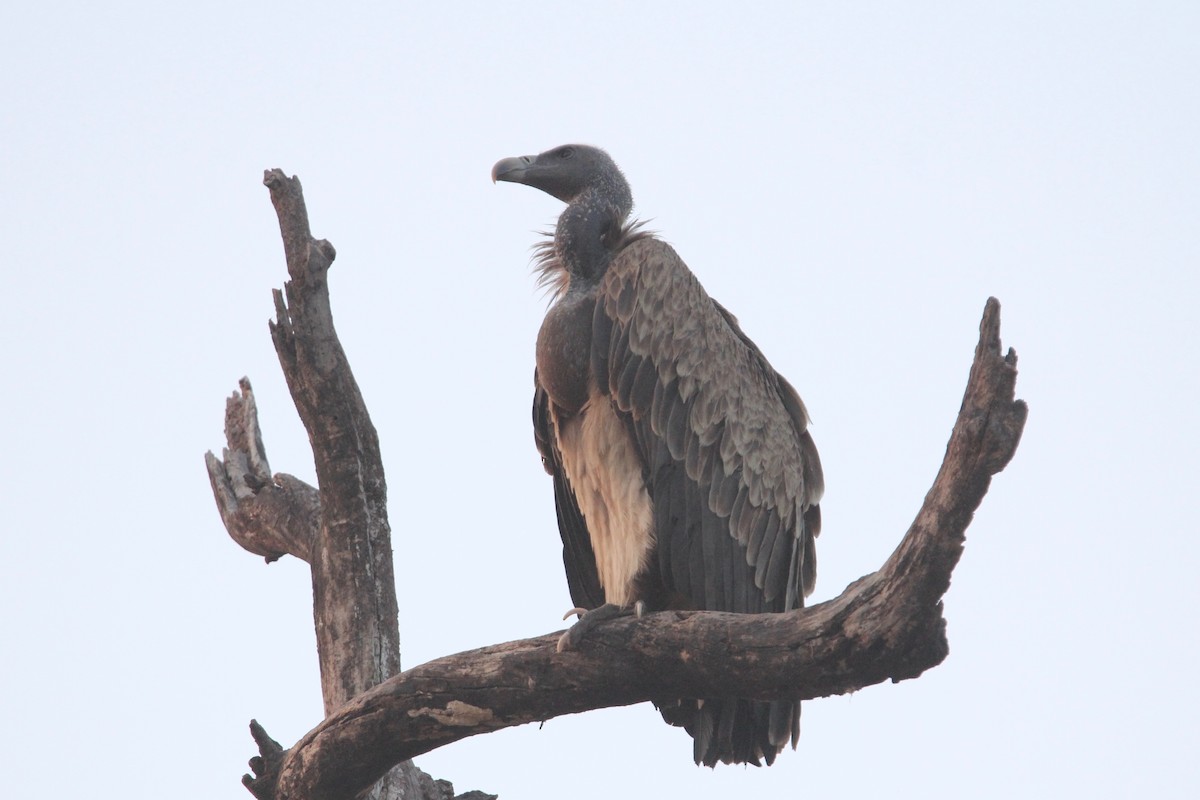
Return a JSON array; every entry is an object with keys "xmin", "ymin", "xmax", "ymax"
[{"xmin": 2, "ymin": 3, "xmax": 1197, "ymax": 798}]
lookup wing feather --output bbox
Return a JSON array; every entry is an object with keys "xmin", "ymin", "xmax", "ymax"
[
  {"xmin": 684, "ymin": 476, "xmax": 706, "ymax": 607},
  {"xmin": 729, "ymin": 483, "xmax": 751, "ymax": 546},
  {"xmin": 752, "ymin": 511, "xmax": 780, "ymax": 592},
  {"xmin": 710, "ymin": 462, "xmax": 741, "ymax": 518},
  {"xmin": 630, "ymin": 357, "xmax": 659, "ymax": 413},
  {"xmin": 763, "ymin": 508, "xmax": 794, "ymax": 599},
  {"xmin": 701, "ymin": 499, "xmax": 720, "ymax": 609},
  {"xmin": 615, "ymin": 353, "xmax": 642, "ymax": 402}
]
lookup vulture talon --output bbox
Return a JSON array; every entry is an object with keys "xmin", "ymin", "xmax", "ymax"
[
  {"xmin": 555, "ymin": 603, "xmax": 630, "ymax": 653},
  {"xmin": 561, "ymin": 607, "xmax": 588, "ymax": 621}
]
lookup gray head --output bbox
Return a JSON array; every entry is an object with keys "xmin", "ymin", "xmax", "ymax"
[{"xmin": 492, "ymin": 144, "xmax": 632, "ymax": 211}]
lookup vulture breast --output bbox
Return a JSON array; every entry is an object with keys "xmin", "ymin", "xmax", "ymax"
[{"xmin": 535, "ymin": 289, "xmax": 596, "ymax": 415}]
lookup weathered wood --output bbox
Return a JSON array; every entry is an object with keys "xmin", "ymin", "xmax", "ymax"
[
  {"xmin": 207, "ymin": 171, "xmax": 483, "ymax": 800},
  {"xmin": 251, "ymin": 298, "xmax": 1026, "ymax": 800},
  {"xmin": 206, "ymin": 378, "xmax": 319, "ymax": 563},
  {"xmin": 261, "ymin": 169, "xmax": 400, "ymax": 716},
  {"xmin": 259, "ymin": 169, "xmax": 420, "ymax": 800}
]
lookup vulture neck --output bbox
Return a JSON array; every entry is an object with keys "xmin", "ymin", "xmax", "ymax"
[{"xmin": 555, "ymin": 182, "xmax": 632, "ymax": 283}]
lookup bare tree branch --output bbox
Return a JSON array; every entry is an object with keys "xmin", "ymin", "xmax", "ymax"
[
  {"xmin": 207, "ymin": 170, "xmax": 486, "ymax": 800},
  {"xmin": 251, "ymin": 298, "xmax": 1025, "ymax": 800},
  {"xmin": 260, "ymin": 169, "xmax": 401, "ymax": 716},
  {"xmin": 206, "ymin": 378, "xmax": 319, "ymax": 563}
]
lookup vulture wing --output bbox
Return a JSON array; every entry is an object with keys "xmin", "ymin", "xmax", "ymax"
[{"xmin": 593, "ymin": 237, "xmax": 823, "ymax": 615}]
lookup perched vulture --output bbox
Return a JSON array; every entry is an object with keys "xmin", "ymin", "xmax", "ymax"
[{"xmin": 492, "ymin": 145, "xmax": 824, "ymax": 767}]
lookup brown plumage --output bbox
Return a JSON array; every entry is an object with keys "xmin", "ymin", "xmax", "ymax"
[{"xmin": 494, "ymin": 144, "xmax": 824, "ymax": 766}]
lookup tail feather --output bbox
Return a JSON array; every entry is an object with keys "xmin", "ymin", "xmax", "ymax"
[
  {"xmin": 767, "ymin": 697, "xmax": 800, "ymax": 749},
  {"xmin": 690, "ymin": 701, "xmax": 713, "ymax": 765}
]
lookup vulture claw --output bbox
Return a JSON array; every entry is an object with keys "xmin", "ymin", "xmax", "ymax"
[
  {"xmin": 562, "ymin": 607, "xmax": 589, "ymax": 621},
  {"xmin": 555, "ymin": 603, "xmax": 631, "ymax": 653}
]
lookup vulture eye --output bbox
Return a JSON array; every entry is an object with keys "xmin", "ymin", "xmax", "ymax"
[{"xmin": 558, "ymin": 147, "xmax": 575, "ymax": 159}]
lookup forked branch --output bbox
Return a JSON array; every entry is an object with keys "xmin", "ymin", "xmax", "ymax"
[
  {"xmin": 267, "ymin": 300, "xmax": 1026, "ymax": 800},
  {"xmin": 207, "ymin": 171, "xmax": 484, "ymax": 800}
]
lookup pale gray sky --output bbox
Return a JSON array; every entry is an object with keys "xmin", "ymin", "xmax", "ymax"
[{"xmin": 2, "ymin": 2, "xmax": 1197, "ymax": 798}]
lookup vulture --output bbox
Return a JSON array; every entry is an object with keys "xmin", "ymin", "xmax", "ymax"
[{"xmin": 492, "ymin": 144, "xmax": 824, "ymax": 767}]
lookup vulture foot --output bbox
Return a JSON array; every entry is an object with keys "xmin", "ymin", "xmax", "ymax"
[{"xmin": 556, "ymin": 602, "xmax": 643, "ymax": 653}]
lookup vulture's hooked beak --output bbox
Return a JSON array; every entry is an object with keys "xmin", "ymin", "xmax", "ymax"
[{"xmin": 492, "ymin": 155, "xmax": 535, "ymax": 184}]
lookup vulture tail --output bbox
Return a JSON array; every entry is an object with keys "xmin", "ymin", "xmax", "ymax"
[{"xmin": 656, "ymin": 697, "xmax": 799, "ymax": 766}]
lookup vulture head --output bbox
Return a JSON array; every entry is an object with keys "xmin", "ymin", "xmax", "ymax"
[
  {"xmin": 493, "ymin": 144, "xmax": 640, "ymax": 281},
  {"xmin": 492, "ymin": 144, "xmax": 631, "ymax": 208}
]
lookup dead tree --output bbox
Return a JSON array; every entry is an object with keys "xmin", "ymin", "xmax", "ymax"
[{"xmin": 206, "ymin": 170, "xmax": 1027, "ymax": 800}]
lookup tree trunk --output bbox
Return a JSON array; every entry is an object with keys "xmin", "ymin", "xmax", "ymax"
[{"xmin": 206, "ymin": 170, "xmax": 493, "ymax": 800}]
